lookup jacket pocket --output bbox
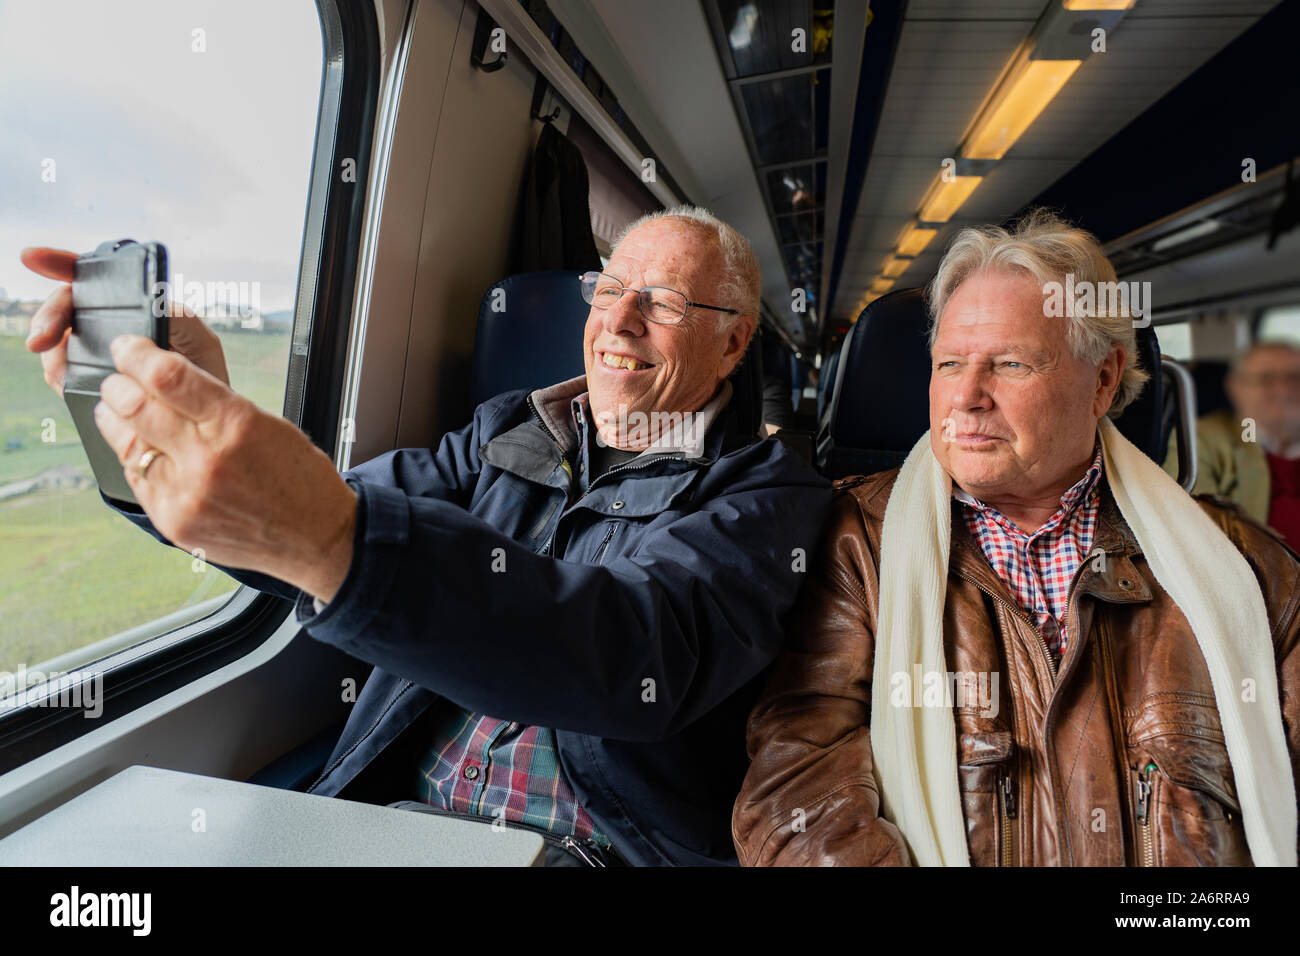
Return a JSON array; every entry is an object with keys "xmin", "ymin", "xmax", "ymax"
[
  {"xmin": 1130, "ymin": 734, "xmax": 1251, "ymax": 867},
  {"xmin": 592, "ymin": 520, "xmax": 621, "ymax": 565},
  {"xmin": 956, "ymin": 730, "xmax": 1017, "ymax": 867}
]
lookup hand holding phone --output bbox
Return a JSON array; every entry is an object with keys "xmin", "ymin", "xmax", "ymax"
[{"xmin": 62, "ymin": 239, "xmax": 169, "ymax": 504}]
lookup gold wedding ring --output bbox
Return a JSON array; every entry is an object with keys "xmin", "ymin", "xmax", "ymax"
[{"xmin": 135, "ymin": 447, "xmax": 165, "ymax": 480}]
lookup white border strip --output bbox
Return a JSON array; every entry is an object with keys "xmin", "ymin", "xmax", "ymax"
[{"xmin": 337, "ymin": 0, "xmax": 419, "ymax": 471}]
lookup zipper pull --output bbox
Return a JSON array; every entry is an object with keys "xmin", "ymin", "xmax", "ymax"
[
  {"xmin": 1135, "ymin": 763, "xmax": 1154, "ymax": 825},
  {"xmin": 1000, "ymin": 773, "xmax": 1017, "ymax": 819},
  {"xmin": 561, "ymin": 835, "xmax": 606, "ymax": 867}
]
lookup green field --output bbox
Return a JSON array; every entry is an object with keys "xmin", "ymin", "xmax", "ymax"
[{"xmin": 0, "ymin": 330, "xmax": 292, "ymax": 674}]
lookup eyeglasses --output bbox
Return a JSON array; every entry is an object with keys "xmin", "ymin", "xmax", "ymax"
[{"xmin": 579, "ymin": 271, "xmax": 739, "ymax": 326}]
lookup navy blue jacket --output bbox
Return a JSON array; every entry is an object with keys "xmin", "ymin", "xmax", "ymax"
[{"xmin": 107, "ymin": 377, "xmax": 830, "ymax": 865}]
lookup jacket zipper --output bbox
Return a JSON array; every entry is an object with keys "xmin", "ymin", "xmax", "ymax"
[
  {"xmin": 998, "ymin": 771, "xmax": 1017, "ymax": 866},
  {"xmin": 528, "ymin": 497, "xmax": 560, "ymax": 540},
  {"xmin": 583, "ymin": 453, "xmax": 684, "ymax": 498},
  {"xmin": 526, "ymin": 393, "xmax": 561, "ymax": 445},
  {"xmin": 526, "ymin": 393, "xmax": 689, "ymax": 491},
  {"xmin": 592, "ymin": 521, "xmax": 618, "ymax": 564},
  {"xmin": 954, "ymin": 566, "xmax": 1057, "ymax": 865},
  {"xmin": 559, "ymin": 835, "xmax": 608, "ymax": 866},
  {"xmin": 529, "ymin": 396, "xmax": 695, "ymax": 559},
  {"xmin": 1134, "ymin": 762, "xmax": 1156, "ymax": 866},
  {"xmin": 1029, "ymin": 627, "xmax": 1057, "ymax": 683},
  {"xmin": 959, "ymin": 543, "xmax": 1121, "ymax": 866},
  {"xmin": 401, "ymin": 802, "xmax": 621, "ymax": 866},
  {"xmin": 546, "ymin": 455, "xmax": 680, "ymax": 556},
  {"xmin": 305, "ymin": 681, "xmax": 416, "ymax": 794},
  {"xmin": 954, "ymin": 568, "xmax": 1057, "ymax": 683}
]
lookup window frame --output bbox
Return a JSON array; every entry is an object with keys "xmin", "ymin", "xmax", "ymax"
[
  {"xmin": 1253, "ymin": 302, "xmax": 1300, "ymax": 344},
  {"xmin": 0, "ymin": 0, "xmax": 381, "ymax": 772}
]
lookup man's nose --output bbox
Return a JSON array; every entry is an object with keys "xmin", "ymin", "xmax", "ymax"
[
  {"xmin": 603, "ymin": 288, "xmax": 648, "ymax": 335},
  {"xmin": 950, "ymin": 365, "xmax": 993, "ymax": 410}
]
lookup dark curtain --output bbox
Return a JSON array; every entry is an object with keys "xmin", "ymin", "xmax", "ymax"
[
  {"xmin": 512, "ymin": 122, "xmax": 602, "ymax": 273},
  {"xmin": 760, "ymin": 328, "xmax": 796, "ymax": 428}
]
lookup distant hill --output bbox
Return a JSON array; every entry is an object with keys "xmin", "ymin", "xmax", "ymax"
[
  {"xmin": 261, "ymin": 310, "xmax": 293, "ymax": 333},
  {"xmin": 204, "ymin": 309, "xmax": 293, "ymax": 334}
]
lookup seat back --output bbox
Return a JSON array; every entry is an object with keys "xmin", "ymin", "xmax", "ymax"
[
  {"xmin": 817, "ymin": 286, "xmax": 1169, "ymax": 480},
  {"xmin": 730, "ymin": 332, "xmax": 765, "ymax": 439},
  {"xmin": 790, "ymin": 355, "xmax": 808, "ymax": 413},
  {"xmin": 471, "ymin": 271, "xmax": 589, "ymax": 408},
  {"xmin": 817, "ymin": 288, "xmax": 932, "ymax": 478},
  {"xmin": 472, "ymin": 271, "xmax": 764, "ymax": 438},
  {"xmin": 817, "ymin": 347, "xmax": 841, "ymax": 423},
  {"xmin": 1119, "ymin": 321, "xmax": 1166, "ymax": 464},
  {"xmin": 1190, "ymin": 359, "xmax": 1231, "ymax": 418}
]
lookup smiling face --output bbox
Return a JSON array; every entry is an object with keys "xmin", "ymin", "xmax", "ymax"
[
  {"xmin": 583, "ymin": 218, "xmax": 754, "ymax": 448},
  {"xmin": 929, "ymin": 269, "xmax": 1123, "ymax": 515}
]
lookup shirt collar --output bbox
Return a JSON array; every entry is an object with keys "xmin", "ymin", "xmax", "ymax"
[
  {"xmin": 1260, "ymin": 433, "xmax": 1300, "ymax": 460},
  {"xmin": 544, "ymin": 379, "xmax": 733, "ymax": 463},
  {"xmin": 953, "ymin": 439, "xmax": 1105, "ymax": 531}
]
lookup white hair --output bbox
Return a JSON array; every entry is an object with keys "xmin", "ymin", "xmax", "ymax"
[
  {"xmin": 926, "ymin": 208, "xmax": 1150, "ymax": 417},
  {"xmin": 614, "ymin": 204, "xmax": 761, "ymax": 335}
]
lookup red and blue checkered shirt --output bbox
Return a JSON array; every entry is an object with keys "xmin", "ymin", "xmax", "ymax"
[
  {"xmin": 413, "ymin": 712, "xmax": 608, "ymax": 844},
  {"xmin": 410, "ymin": 392, "xmax": 668, "ymax": 846},
  {"xmin": 954, "ymin": 443, "xmax": 1104, "ymax": 663}
]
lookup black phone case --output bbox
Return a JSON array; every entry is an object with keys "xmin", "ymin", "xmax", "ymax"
[{"xmin": 63, "ymin": 239, "xmax": 169, "ymax": 504}]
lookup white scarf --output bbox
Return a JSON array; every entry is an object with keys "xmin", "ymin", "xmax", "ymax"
[{"xmin": 871, "ymin": 417, "xmax": 1297, "ymax": 866}]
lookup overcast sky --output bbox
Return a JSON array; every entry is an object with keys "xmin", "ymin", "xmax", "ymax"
[{"xmin": 0, "ymin": 0, "xmax": 323, "ymax": 312}]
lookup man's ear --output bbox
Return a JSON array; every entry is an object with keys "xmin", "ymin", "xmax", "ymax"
[
  {"xmin": 719, "ymin": 314, "xmax": 757, "ymax": 378},
  {"xmin": 1094, "ymin": 342, "xmax": 1125, "ymax": 419}
]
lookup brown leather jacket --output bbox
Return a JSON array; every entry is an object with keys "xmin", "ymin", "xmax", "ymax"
[{"xmin": 733, "ymin": 469, "xmax": 1300, "ymax": 866}]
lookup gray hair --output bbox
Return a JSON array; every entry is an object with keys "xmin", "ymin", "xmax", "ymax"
[
  {"xmin": 614, "ymin": 204, "xmax": 761, "ymax": 335},
  {"xmin": 926, "ymin": 208, "xmax": 1150, "ymax": 417}
]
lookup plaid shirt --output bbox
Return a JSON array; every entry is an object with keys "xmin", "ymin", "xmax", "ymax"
[
  {"xmin": 955, "ymin": 443, "xmax": 1104, "ymax": 662},
  {"xmin": 413, "ymin": 712, "xmax": 608, "ymax": 844},
  {"xmin": 411, "ymin": 392, "xmax": 707, "ymax": 845}
]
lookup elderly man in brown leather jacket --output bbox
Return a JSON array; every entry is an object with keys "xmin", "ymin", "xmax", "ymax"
[{"xmin": 734, "ymin": 210, "xmax": 1300, "ymax": 867}]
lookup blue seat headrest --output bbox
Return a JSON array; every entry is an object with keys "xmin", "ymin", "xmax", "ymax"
[
  {"xmin": 819, "ymin": 286, "xmax": 1165, "ymax": 479},
  {"xmin": 472, "ymin": 271, "xmax": 589, "ymax": 409}
]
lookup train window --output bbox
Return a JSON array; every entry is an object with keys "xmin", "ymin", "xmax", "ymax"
[
  {"xmin": 1154, "ymin": 321, "xmax": 1192, "ymax": 362},
  {"xmin": 0, "ymin": 1, "xmax": 322, "ymax": 687},
  {"xmin": 1256, "ymin": 304, "xmax": 1300, "ymax": 345}
]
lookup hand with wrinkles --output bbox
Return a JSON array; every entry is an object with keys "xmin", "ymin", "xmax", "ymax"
[
  {"xmin": 22, "ymin": 247, "xmax": 232, "ymax": 394},
  {"xmin": 22, "ymin": 247, "xmax": 357, "ymax": 603}
]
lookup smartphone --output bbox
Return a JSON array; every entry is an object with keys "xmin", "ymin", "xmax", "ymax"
[{"xmin": 63, "ymin": 239, "xmax": 169, "ymax": 504}]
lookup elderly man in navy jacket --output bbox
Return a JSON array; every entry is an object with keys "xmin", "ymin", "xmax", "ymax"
[{"xmin": 23, "ymin": 206, "xmax": 830, "ymax": 866}]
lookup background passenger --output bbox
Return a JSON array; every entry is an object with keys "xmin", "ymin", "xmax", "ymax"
[{"xmin": 1195, "ymin": 341, "xmax": 1300, "ymax": 550}]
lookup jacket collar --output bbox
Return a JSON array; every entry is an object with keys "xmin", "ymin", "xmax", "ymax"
[
  {"xmin": 527, "ymin": 374, "xmax": 734, "ymax": 464},
  {"xmin": 1072, "ymin": 479, "xmax": 1153, "ymax": 605},
  {"xmin": 480, "ymin": 375, "xmax": 736, "ymax": 486},
  {"xmin": 528, "ymin": 375, "xmax": 588, "ymax": 457}
]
